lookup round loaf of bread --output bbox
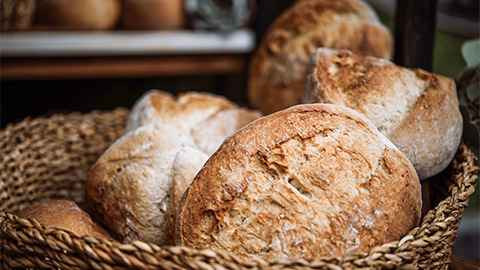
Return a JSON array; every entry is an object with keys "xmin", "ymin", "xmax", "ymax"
[
  {"xmin": 126, "ymin": 90, "xmax": 262, "ymax": 155},
  {"xmin": 122, "ymin": 0, "xmax": 184, "ymax": 29},
  {"xmin": 248, "ymin": 0, "xmax": 393, "ymax": 114},
  {"xmin": 86, "ymin": 123, "xmax": 208, "ymax": 245},
  {"xmin": 302, "ymin": 48, "xmax": 463, "ymax": 180},
  {"xmin": 17, "ymin": 199, "xmax": 111, "ymax": 239},
  {"xmin": 177, "ymin": 104, "xmax": 421, "ymax": 260},
  {"xmin": 1, "ymin": 0, "xmax": 36, "ymax": 31},
  {"xmin": 37, "ymin": 0, "xmax": 120, "ymax": 30}
]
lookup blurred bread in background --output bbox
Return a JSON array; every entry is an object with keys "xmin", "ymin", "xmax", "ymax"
[
  {"xmin": 37, "ymin": 0, "xmax": 121, "ymax": 30},
  {"xmin": 121, "ymin": 0, "xmax": 184, "ymax": 30},
  {"xmin": 248, "ymin": 0, "xmax": 393, "ymax": 114},
  {"xmin": 1, "ymin": 0, "xmax": 36, "ymax": 30}
]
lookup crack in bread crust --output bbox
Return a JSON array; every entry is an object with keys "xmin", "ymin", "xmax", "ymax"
[
  {"xmin": 177, "ymin": 104, "xmax": 421, "ymax": 261},
  {"xmin": 303, "ymin": 48, "xmax": 463, "ymax": 179},
  {"xmin": 86, "ymin": 123, "xmax": 208, "ymax": 245}
]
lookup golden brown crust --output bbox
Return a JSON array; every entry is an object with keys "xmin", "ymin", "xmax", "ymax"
[
  {"xmin": 248, "ymin": 0, "xmax": 393, "ymax": 114},
  {"xmin": 176, "ymin": 104, "xmax": 421, "ymax": 260},
  {"xmin": 18, "ymin": 200, "xmax": 111, "ymax": 239},
  {"xmin": 389, "ymin": 70, "xmax": 462, "ymax": 179},
  {"xmin": 37, "ymin": 0, "xmax": 120, "ymax": 30},
  {"xmin": 302, "ymin": 48, "xmax": 463, "ymax": 179}
]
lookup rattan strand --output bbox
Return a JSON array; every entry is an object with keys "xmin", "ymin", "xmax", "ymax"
[{"xmin": 0, "ymin": 109, "xmax": 478, "ymax": 269}]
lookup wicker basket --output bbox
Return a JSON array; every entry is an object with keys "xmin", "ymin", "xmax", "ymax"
[{"xmin": 0, "ymin": 108, "xmax": 478, "ymax": 269}]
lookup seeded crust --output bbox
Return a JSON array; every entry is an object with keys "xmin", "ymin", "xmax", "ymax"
[
  {"xmin": 86, "ymin": 123, "xmax": 208, "ymax": 245},
  {"xmin": 126, "ymin": 90, "xmax": 262, "ymax": 155},
  {"xmin": 302, "ymin": 48, "xmax": 463, "ymax": 179},
  {"xmin": 248, "ymin": 0, "xmax": 393, "ymax": 114},
  {"xmin": 176, "ymin": 104, "xmax": 421, "ymax": 260},
  {"xmin": 18, "ymin": 200, "xmax": 112, "ymax": 239}
]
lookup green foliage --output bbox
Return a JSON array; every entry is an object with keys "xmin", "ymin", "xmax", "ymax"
[
  {"xmin": 457, "ymin": 39, "xmax": 479, "ymax": 211},
  {"xmin": 456, "ymin": 38, "xmax": 479, "ymax": 157},
  {"xmin": 462, "ymin": 39, "xmax": 480, "ymax": 68},
  {"xmin": 376, "ymin": 9, "xmax": 469, "ymax": 77},
  {"xmin": 434, "ymin": 31, "xmax": 468, "ymax": 77}
]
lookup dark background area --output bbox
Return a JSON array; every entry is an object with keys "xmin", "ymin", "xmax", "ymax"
[
  {"xmin": 0, "ymin": 0, "xmax": 294, "ymax": 129},
  {"xmin": 0, "ymin": 73, "xmax": 249, "ymax": 128}
]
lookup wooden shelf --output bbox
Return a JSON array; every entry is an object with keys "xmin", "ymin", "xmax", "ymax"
[
  {"xmin": 449, "ymin": 255, "xmax": 480, "ymax": 270},
  {"xmin": 0, "ymin": 30, "xmax": 255, "ymax": 79},
  {"xmin": 1, "ymin": 54, "xmax": 248, "ymax": 79}
]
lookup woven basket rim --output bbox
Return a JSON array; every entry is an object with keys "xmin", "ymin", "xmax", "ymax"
[{"xmin": 1, "ymin": 109, "xmax": 478, "ymax": 269}]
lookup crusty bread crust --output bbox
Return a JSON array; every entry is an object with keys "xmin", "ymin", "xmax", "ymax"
[
  {"xmin": 86, "ymin": 123, "xmax": 208, "ymax": 245},
  {"xmin": 126, "ymin": 90, "xmax": 236, "ymax": 135},
  {"xmin": 302, "ymin": 48, "xmax": 463, "ymax": 179},
  {"xmin": 176, "ymin": 104, "xmax": 421, "ymax": 260},
  {"xmin": 126, "ymin": 90, "xmax": 262, "ymax": 155},
  {"xmin": 248, "ymin": 0, "xmax": 393, "ymax": 114},
  {"xmin": 164, "ymin": 144, "xmax": 209, "ymax": 245},
  {"xmin": 18, "ymin": 200, "xmax": 111, "ymax": 239}
]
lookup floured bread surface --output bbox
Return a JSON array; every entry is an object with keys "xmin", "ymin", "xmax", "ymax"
[
  {"xmin": 86, "ymin": 123, "xmax": 208, "ymax": 245},
  {"xmin": 177, "ymin": 104, "xmax": 421, "ymax": 260},
  {"xmin": 191, "ymin": 108, "xmax": 262, "ymax": 155},
  {"xmin": 248, "ymin": 0, "xmax": 393, "ymax": 114},
  {"xmin": 164, "ymin": 144, "xmax": 209, "ymax": 245},
  {"xmin": 126, "ymin": 90, "xmax": 262, "ymax": 155},
  {"xmin": 302, "ymin": 48, "xmax": 463, "ymax": 179}
]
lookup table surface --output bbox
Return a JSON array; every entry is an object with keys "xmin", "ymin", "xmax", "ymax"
[{"xmin": 449, "ymin": 255, "xmax": 480, "ymax": 269}]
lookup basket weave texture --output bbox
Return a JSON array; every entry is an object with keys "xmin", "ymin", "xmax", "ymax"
[{"xmin": 0, "ymin": 109, "xmax": 478, "ymax": 269}]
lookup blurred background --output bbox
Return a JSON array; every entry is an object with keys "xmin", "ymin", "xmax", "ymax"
[
  {"xmin": 0, "ymin": 0, "xmax": 479, "ymax": 263},
  {"xmin": 1, "ymin": 0, "xmax": 478, "ymax": 126}
]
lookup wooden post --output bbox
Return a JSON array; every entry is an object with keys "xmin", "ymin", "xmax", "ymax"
[
  {"xmin": 394, "ymin": 0, "xmax": 438, "ymax": 71},
  {"xmin": 394, "ymin": 0, "xmax": 439, "ymax": 216},
  {"xmin": 254, "ymin": 0, "xmax": 293, "ymax": 46}
]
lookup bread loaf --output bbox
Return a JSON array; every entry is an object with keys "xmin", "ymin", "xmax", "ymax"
[
  {"xmin": 86, "ymin": 123, "xmax": 208, "ymax": 245},
  {"xmin": 122, "ymin": 0, "xmax": 184, "ymax": 29},
  {"xmin": 177, "ymin": 104, "xmax": 421, "ymax": 260},
  {"xmin": 302, "ymin": 48, "xmax": 463, "ymax": 180},
  {"xmin": 37, "ymin": 0, "xmax": 120, "ymax": 30},
  {"xmin": 18, "ymin": 200, "xmax": 111, "ymax": 239},
  {"xmin": 1, "ymin": 0, "xmax": 36, "ymax": 30},
  {"xmin": 126, "ymin": 90, "xmax": 262, "ymax": 155},
  {"xmin": 248, "ymin": 0, "xmax": 393, "ymax": 114}
]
